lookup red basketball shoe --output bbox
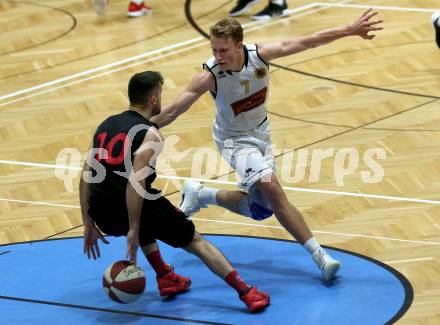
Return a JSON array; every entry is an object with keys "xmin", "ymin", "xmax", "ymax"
[
  {"xmin": 127, "ymin": 1, "xmax": 151, "ymax": 18},
  {"xmin": 156, "ymin": 267, "xmax": 191, "ymax": 296},
  {"xmin": 240, "ymin": 287, "xmax": 270, "ymax": 312}
]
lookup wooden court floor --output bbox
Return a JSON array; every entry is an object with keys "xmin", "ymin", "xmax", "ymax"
[{"xmin": 1, "ymin": 0, "xmax": 440, "ymax": 323}]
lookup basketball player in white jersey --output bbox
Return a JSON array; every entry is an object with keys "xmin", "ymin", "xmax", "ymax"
[{"xmin": 151, "ymin": 9, "xmax": 383, "ymax": 281}]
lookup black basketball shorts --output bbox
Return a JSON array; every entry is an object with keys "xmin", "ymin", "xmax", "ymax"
[{"xmin": 89, "ymin": 196, "xmax": 195, "ymax": 248}]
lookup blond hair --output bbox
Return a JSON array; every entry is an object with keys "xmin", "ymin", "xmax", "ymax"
[{"xmin": 210, "ymin": 18, "xmax": 243, "ymax": 44}]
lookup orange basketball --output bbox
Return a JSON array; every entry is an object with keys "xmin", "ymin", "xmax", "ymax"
[{"xmin": 103, "ymin": 260, "xmax": 146, "ymax": 303}]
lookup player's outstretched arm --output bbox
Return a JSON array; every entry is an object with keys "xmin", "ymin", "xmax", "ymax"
[
  {"xmin": 151, "ymin": 70, "xmax": 215, "ymax": 128},
  {"xmin": 258, "ymin": 9, "xmax": 383, "ymax": 62}
]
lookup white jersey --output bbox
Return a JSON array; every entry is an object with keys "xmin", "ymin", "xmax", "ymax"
[{"xmin": 204, "ymin": 44, "xmax": 269, "ymax": 132}]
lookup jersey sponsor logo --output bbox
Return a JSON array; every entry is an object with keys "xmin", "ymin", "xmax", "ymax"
[
  {"xmin": 230, "ymin": 86, "xmax": 267, "ymax": 117},
  {"xmin": 244, "ymin": 167, "xmax": 255, "ymax": 178},
  {"xmin": 218, "ymin": 71, "xmax": 227, "ymax": 79},
  {"xmin": 255, "ymin": 67, "xmax": 267, "ymax": 79}
]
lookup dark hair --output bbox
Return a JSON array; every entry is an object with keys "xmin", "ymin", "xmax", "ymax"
[
  {"xmin": 210, "ymin": 18, "xmax": 243, "ymax": 44},
  {"xmin": 128, "ymin": 71, "xmax": 164, "ymax": 105}
]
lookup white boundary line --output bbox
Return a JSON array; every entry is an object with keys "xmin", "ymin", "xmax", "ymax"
[
  {"xmin": 0, "ymin": 197, "xmax": 439, "ymax": 246},
  {"xmin": 0, "ymin": 198, "xmax": 79, "ymax": 209},
  {"xmin": 0, "ymin": 1, "xmax": 357, "ymax": 108},
  {"xmin": 314, "ymin": 2, "xmax": 439, "ymax": 13},
  {"xmin": 2, "ymin": 159, "xmax": 440, "ymax": 205}
]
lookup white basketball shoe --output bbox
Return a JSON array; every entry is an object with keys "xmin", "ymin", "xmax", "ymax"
[
  {"xmin": 180, "ymin": 180, "xmax": 207, "ymax": 217},
  {"xmin": 312, "ymin": 249, "xmax": 341, "ymax": 281}
]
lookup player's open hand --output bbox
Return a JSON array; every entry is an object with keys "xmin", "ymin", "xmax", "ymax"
[
  {"xmin": 348, "ymin": 9, "xmax": 384, "ymax": 40},
  {"xmin": 83, "ymin": 222, "xmax": 109, "ymax": 259}
]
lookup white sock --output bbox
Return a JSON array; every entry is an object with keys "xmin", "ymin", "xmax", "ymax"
[
  {"xmin": 270, "ymin": 0, "xmax": 285, "ymax": 6},
  {"xmin": 131, "ymin": 0, "xmax": 144, "ymax": 5},
  {"xmin": 198, "ymin": 187, "xmax": 219, "ymax": 206},
  {"xmin": 303, "ymin": 237, "xmax": 323, "ymax": 255}
]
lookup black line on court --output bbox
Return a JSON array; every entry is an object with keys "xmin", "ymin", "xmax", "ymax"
[
  {"xmin": 364, "ymin": 126, "xmax": 440, "ymax": 132},
  {"xmin": 43, "ymin": 224, "xmax": 84, "ymax": 240},
  {"xmin": 0, "ymin": 0, "xmax": 233, "ymax": 80},
  {"xmin": 0, "ymin": 295, "xmax": 231, "ymax": 325},
  {"xmin": 184, "ymin": 0, "xmax": 210, "ymax": 39},
  {"xmin": 0, "ymin": 250, "xmax": 11, "ymax": 256},
  {"xmin": 0, "ymin": 234, "xmax": 413, "ymax": 324},
  {"xmin": 270, "ymin": 62, "xmax": 440, "ymax": 100},
  {"xmin": 268, "ymin": 110, "xmax": 353, "ymax": 128},
  {"xmin": 274, "ymin": 99, "xmax": 438, "ymax": 154},
  {"xmin": 268, "ymin": 110, "xmax": 440, "ymax": 132},
  {"xmin": 1, "ymin": 1, "xmax": 77, "ymax": 56},
  {"xmin": 0, "ymin": 235, "xmax": 83, "ymax": 247}
]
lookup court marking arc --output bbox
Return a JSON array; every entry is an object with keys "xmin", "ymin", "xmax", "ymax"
[
  {"xmin": 0, "ymin": 234, "xmax": 414, "ymax": 324},
  {"xmin": 1, "ymin": 1, "xmax": 77, "ymax": 56}
]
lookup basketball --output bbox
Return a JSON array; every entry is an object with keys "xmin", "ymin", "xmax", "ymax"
[{"xmin": 103, "ymin": 260, "xmax": 146, "ymax": 304}]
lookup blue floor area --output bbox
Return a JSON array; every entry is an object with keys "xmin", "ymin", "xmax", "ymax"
[{"xmin": 0, "ymin": 235, "xmax": 411, "ymax": 324}]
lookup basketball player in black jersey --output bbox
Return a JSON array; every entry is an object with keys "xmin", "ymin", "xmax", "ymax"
[{"xmin": 79, "ymin": 71, "xmax": 269, "ymax": 312}]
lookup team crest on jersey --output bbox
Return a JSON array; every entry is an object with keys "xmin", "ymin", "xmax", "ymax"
[{"xmin": 255, "ymin": 67, "xmax": 266, "ymax": 79}]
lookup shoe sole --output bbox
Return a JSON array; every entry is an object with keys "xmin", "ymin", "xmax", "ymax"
[
  {"xmin": 229, "ymin": 0, "xmax": 260, "ymax": 17},
  {"xmin": 159, "ymin": 280, "xmax": 191, "ymax": 296},
  {"xmin": 248, "ymin": 298, "xmax": 270, "ymax": 312},
  {"xmin": 128, "ymin": 11, "xmax": 150, "ymax": 17},
  {"xmin": 251, "ymin": 9, "xmax": 289, "ymax": 20},
  {"xmin": 322, "ymin": 261, "xmax": 341, "ymax": 281}
]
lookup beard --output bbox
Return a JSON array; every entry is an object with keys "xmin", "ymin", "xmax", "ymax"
[{"xmin": 152, "ymin": 103, "xmax": 161, "ymax": 116}]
